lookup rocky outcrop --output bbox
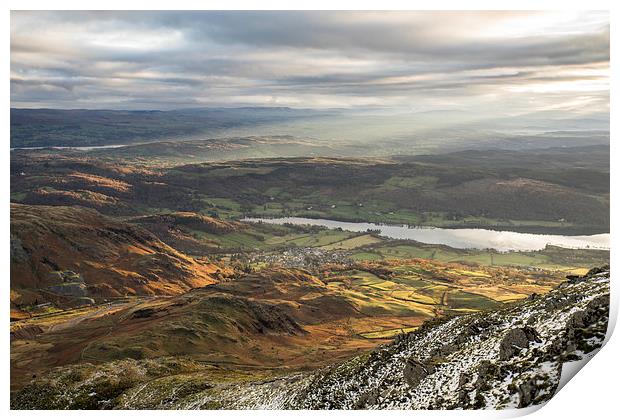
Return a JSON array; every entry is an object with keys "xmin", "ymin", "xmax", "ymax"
[
  {"xmin": 403, "ymin": 358, "xmax": 433, "ymax": 388},
  {"xmin": 49, "ymin": 282, "xmax": 88, "ymax": 297},
  {"xmin": 207, "ymin": 266, "xmax": 610, "ymax": 410},
  {"xmin": 498, "ymin": 327, "xmax": 541, "ymax": 360}
]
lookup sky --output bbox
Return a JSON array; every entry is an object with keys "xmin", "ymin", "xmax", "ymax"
[{"xmin": 10, "ymin": 11, "xmax": 610, "ymax": 117}]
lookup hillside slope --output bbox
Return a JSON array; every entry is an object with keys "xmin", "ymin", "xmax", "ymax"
[
  {"xmin": 10, "ymin": 267, "xmax": 609, "ymax": 409},
  {"xmin": 10, "ymin": 204, "xmax": 221, "ymax": 306},
  {"xmin": 194, "ymin": 267, "xmax": 609, "ymax": 409},
  {"xmin": 11, "ymin": 148, "xmax": 610, "ymax": 234},
  {"xmin": 9, "ymin": 267, "xmax": 373, "ymax": 393},
  {"xmin": 128, "ymin": 212, "xmax": 242, "ymax": 255},
  {"xmin": 223, "ymin": 267, "xmax": 608, "ymax": 409}
]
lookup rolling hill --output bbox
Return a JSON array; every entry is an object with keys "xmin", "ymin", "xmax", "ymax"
[{"xmin": 10, "ymin": 204, "xmax": 222, "ymax": 309}]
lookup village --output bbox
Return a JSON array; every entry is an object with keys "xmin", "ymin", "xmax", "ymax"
[{"xmin": 233, "ymin": 247, "xmax": 353, "ymax": 271}]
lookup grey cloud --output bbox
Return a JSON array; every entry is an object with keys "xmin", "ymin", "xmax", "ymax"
[{"xmin": 10, "ymin": 11, "xmax": 609, "ymax": 113}]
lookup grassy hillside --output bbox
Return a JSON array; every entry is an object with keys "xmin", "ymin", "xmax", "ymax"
[
  {"xmin": 11, "ymin": 146, "xmax": 610, "ymax": 234},
  {"xmin": 10, "ymin": 260, "xmax": 567, "ymax": 391},
  {"xmin": 10, "ymin": 204, "xmax": 223, "ymax": 309}
]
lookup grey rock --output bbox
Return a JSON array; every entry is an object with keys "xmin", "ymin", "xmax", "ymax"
[
  {"xmin": 49, "ymin": 282, "xmax": 88, "ymax": 297},
  {"xmin": 403, "ymin": 358, "xmax": 431, "ymax": 389},
  {"xmin": 499, "ymin": 327, "xmax": 541, "ymax": 361}
]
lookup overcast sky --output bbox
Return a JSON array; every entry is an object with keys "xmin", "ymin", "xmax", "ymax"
[{"xmin": 10, "ymin": 11, "xmax": 609, "ymax": 116}]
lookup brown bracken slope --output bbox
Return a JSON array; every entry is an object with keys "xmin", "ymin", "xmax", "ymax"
[{"xmin": 10, "ymin": 203, "xmax": 223, "ymax": 307}]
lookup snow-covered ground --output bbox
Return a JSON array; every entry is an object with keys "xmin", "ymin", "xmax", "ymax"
[{"xmin": 194, "ymin": 268, "xmax": 610, "ymax": 410}]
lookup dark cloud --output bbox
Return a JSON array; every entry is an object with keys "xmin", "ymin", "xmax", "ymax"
[{"xmin": 10, "ymin": 11, "xmax": 609, "ymax": 113}]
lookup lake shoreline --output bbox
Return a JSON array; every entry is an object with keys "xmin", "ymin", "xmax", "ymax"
[
  {"xmin": 242, "ymin": 212, "xmax": 607, "ymax": 236},
  {"xmin": 242, "ymin": 216, "xmax": 610, "ymax": 252}
]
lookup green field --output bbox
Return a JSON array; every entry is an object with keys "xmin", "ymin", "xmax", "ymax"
[{"xmin": 349, "ymin": 242, "xmax": 608, "ymax": 273}]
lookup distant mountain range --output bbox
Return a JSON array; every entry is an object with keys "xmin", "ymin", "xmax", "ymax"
[
  {"xmin": 11, "ymin": 107, "xmax": 609, "ymax": 152},
  {"xmin": 10, "ymin": 107, "xmax": 338, "ymax": 148}
]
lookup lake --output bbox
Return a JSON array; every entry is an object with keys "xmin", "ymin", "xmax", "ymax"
[
  {"xmin": 242, "ymin": 217, "xmax": 610, "ymax": 252},
  {"xmin": 10, "ymin": 144, "xmax": 129, "ymax": 151}
]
